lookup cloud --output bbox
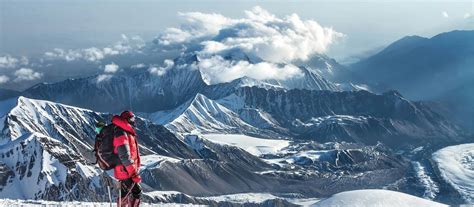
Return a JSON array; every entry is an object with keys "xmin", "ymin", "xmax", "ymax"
[
  {"xmin": 0, "ymin": 75, "xmax": 10, "ymax": 84},
  {"xmin": 44, "ymin": 48, "xmax": 104, "ymax": 62},
  {"xmin": 148, "ymin": 59, "xmax": 174, "ymax": 76},
  {"xmin": 131, "ymin": 63, "xmax": 146, "ymax": 69},
  {"xmin": 157, "ymin": 12, "xmax": 234, "ymax": 46},
  {"xmin": 152, "ymin": 6, "xmax": 342, "ymax": 84},
  {"xmin": 442, "ymin": 11, "xmax": 449, "ymax": 18},
  {"xmin": 196, "ymin": 56, "xmax": 303, "ymax": 84},
  {"xmin": 0, "ymin": 56, "xmax": 18, "ymax": 68},
  {"xmin": 96, "ymin": 74, "xmax": 113, "ymax": 83},
  {"xmin": 14, "ymin": 68, "xmax": 43, "ymax": 82},
  {"xmin": 156, "ymin": 6, "xmax": 343, "ymax": 63},
  {"xmin": 44, "ymin": 35, "xmax": 144, "ymax": 62},
  {"xmin": 96, "ymin": 63, "xmax": 119, "ymax": 83},
  {"xmin": 104, "ymin": 63, "xmax": 119, "ymax": 73},
  {"xmin": 0, "ymin": 55, "xmax": 28, "ymax": 68},
  {"xmin": 7, "ymin": 7, "xmax": 341, "ymax": 87}
]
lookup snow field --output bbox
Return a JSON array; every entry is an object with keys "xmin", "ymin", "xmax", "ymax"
[
  {"xmin": 312, "ymin": 189, "xmax": 447, "ymax": 207},
  {"xmin": 201, "ymin": 134, "xmax": 290, "ymax": 156}
]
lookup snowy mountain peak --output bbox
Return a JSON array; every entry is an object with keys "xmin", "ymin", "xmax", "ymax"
[
  {"xmin": 146, "ymin": 93, "xmax": 264, "ymax": 135},
  {"xmin": 0, "ymin": 96, "xmax": 100, "ymax": 165},
  {"xmin": 217, "ymin": 66, "xmax": 341, "ymax": 92}
]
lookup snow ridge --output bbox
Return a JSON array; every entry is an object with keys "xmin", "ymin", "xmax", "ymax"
[{"xmin": 148, "ymin": 93, "xmax": 259, "ymax": 134}]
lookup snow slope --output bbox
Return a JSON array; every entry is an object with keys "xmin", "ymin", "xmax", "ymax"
[
  {"xmin": 201, "ymin": 134, "xmax": 290, "ymax": 156},
  {"xmin": 203, "ymin": 193, "xmax": 280, "ymax": 204},
  {"xmin": 0, "ymin": 96, "xmax": 101, "ymax": 160},
  {"xmin": 146, "ymin": 93, "xmax": 271, "ymax": 136},
  {"xmin": 203, "ymin": 192, "xmax": 320, "ymax": 205},
  {"xmin": 0, "ymin": 132, "xmax": 108, "ymax": 200},
  {"xmin": 140, "ymin": 154, "xmax": 181, "ymax": 171},
  {"xmin": 312, "ymin": 189, "xmax": 447, "ymax": 207},
  {"xmin": 432, "ymin": 143, "xmax": 474, "ymax": 203},
  {"xmin": 229, "ymin": 67, "xmax": 342, "ymax": 91}
]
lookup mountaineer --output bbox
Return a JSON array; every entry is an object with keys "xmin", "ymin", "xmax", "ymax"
[
  {"xmin": 112, "ymin": 111, "xmax": 142, "ymax": 207},
  {"xmin": 94, "ymin": 111, "xmax": 142, "ymax": 207}
]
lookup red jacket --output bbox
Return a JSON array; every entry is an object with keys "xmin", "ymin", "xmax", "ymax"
[{"xmin": 112, "ymin": 115, "xmax": 141, "ymax": 181}]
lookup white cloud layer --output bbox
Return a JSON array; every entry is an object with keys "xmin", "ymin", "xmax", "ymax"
[
  {"xmin": 0, "ymin": 75, "xmax": 10, "ymax": 84},
  {"xmin": 196, "ymin": 56, "xmax": 303, "ymax": 84},
  {"xmin": 0, "ymin": 56, "xmax": 18, "ymax": 68},
  {"xmin": 104, "ymin": 63, "xmax": 119, "ymax": 73},
  {"xmin": 154, "ymin": 6, "xmax": 342, "ymax": 84},
  {"xmin": 44, "ymin": 34, "xmax": 144, "ymax": 62},
  {"xmin": 4, "ymin": 7, "xmax": 341, "ymax": 86},
  {"xmin": 157, "ymin": 6, "xmax": 343, "ymax": 63},
  {"xmin": 131, "ymin": 63, "xmax": 146, "ymax": 69},
  {"xmin": 0, "ymin": 55, "xmax": 28, "ymax": 68},
  {"xmin": 148, "ymin": 59, "xmax": 174, "ymax": 76},
  {"xmin": 14, "ymin": 68, "xmax": 43, "ymax": 82},
  {"xmin": 96, "ymin": 74, "xmax": 113, "ymax": 83}
]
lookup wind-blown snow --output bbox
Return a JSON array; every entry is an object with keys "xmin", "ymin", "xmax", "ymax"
[
  {"xmin": 201, "ymin": 134, "xmax": 290, "ymax": 156},
  {"xmin": 432, "ymin": 143, "xmax": 474, "ymax": 203},
  {"xmin": 312, "ymin": 189, "xmax": 447, "ymax": 207}
]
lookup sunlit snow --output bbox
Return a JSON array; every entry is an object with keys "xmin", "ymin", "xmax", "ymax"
[{"xmin": 201, "ymin": 134, "xmax": 290, "ymax": 156}]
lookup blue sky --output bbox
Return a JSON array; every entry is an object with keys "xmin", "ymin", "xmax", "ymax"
[{"xmin": 1, "ymin": 0, "xmax": 473, "ymax": 62}]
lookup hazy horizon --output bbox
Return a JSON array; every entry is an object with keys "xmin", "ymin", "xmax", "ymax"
[
  {"xmin": 0, "ymin": 0, "xmax": 473, "ymax": 91},
  {"xmin": 1, "ymin": 0, "xmax": 473, "ymax": 62}
]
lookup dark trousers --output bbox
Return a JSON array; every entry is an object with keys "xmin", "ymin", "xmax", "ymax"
[{"xmin": 120, "ymin": 178, "xmax": 142, "ymax": 199}]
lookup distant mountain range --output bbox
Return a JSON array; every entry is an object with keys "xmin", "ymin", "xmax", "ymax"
[
  {"xmin": 352, "ymin": 30, "xmax": 474, "ymax": 98},
  {"xmin": 19, "ymin": 54, "xmax": 351, "ymax": 113},
  {"xmin": 350, "ymin": 30, "xmax": 474, "ymax": 130},
  {"xmin": 7, "ymin": 51, "xmax": 465, "ymax": 148}
]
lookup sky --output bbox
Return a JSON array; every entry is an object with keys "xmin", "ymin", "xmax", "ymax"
[
  {"xmin": 0, "ymin": 0, "xmax": 473, "ymax": 91},
  {"xmin": 1, "ymin": 0, "xmax": 473, "ymax": 62}
]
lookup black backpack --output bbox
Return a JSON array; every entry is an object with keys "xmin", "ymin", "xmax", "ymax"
[{"xmin": 94, "ymin": 124, "xmax": 120, "ymax": 170}]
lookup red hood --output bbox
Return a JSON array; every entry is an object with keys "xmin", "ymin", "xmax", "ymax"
[{"xmin": 112, "ymin": 115, "xmax": 136, "ymax": 136}]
